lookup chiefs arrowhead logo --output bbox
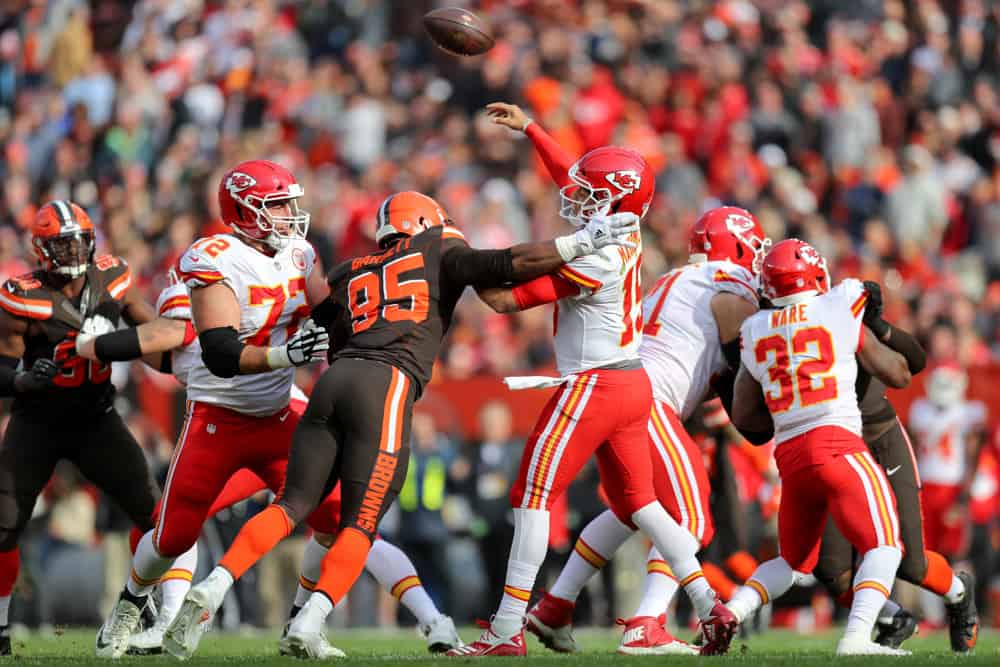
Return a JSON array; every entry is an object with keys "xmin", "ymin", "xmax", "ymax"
[
  {"xmin": 605, "ymin": 169, "xmax": 641, "ymax": 194},
  {"xmin": 799, "ymin": 243, "xmax": 822, "ymax": 266},
  {"xmin": 724, "ymin": 213, "xmax": 755, "ymax": 236},
  {"xmin": 226, "ymin": 171, "xmax": 257, "ymax": 196}
]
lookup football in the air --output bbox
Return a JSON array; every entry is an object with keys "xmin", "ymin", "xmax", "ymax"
[{"xmin": 423, "ymin": 7, "xmax": 494, "ymax": 56}]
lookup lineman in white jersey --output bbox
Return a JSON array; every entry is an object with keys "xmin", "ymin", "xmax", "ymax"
[
  {"xmin": 80, "ymin": 278, "xmax": 461, "ymax": 654},
  {"xmin": 728, "ymin": 239, "xmax": 913, "ymax": 656},
  {"xmin": 525, "ymin": 207, "xmax": 772, "ymax": 655}
]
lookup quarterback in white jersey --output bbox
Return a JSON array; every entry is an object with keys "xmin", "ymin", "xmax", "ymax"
[
  {"xmin": 727, "ymin": 239, "xmax": 913, "ymax": 656},
  {"xmin": 96, "ymin": 159, "xmax": 335, "ymax": 658},
  {"xmin": 455, "ymin": 103, "xmax": 738, "ymax": 659},
  {"xmin": 909, "ymin": 364, "xmax": 987, "ymax": 558},
  {"xmin": 525, "ymin": 206, "xmax": 769, "ymax": 656}
]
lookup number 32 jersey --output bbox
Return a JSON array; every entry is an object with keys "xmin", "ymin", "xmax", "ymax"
[
  {"xmin": 740, "ymin": 278, "xmax": 868, "ymax": 444},
  {"xmin": 177, "ymin": 234, "xmax": 315, "ymax": 416}
]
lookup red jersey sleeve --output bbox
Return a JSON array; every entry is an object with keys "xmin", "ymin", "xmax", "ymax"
[
  {"xmin": 525, "ymin": 123, "xmax": 576, "ymax": 188},
  {"xmin": 512, "ymin": 273, "xmax": 580, "ymax": 309}
]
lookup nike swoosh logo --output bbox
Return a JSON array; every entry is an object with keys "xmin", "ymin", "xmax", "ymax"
[
  {"xmin": 886, "ymin": 465, "xmax": 902, "ymax": 476},
  {"xmin": 279, "ymin": 412, "xmax": 290, "ymax": 422}
]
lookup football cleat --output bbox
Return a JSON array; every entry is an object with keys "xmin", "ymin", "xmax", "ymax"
[
  {"xmin": 525, "ymin": 593, "xmax": 577, "ymax": 653},
  {"xmin": 837, "ymin": 636, "xmax": 910, "ymax": 656},
  {"xmin": 128, "ymin": 621, "xmax": 168, "ymax": 656},
  {"xmin": 699, "ymin": 602, "xmax": 739, "ymax": 656},
  {"xmin": 616, "ymin": 616, "xmax": 699, "ymax": 656},
  {"xmin": 874, "ymin": 608, "xmax": 918, "ymax": 649},
  {"xmin": 945, "ymin": 571, "xmax": 979, "ymax": 653},
  {"xmin": 421, "ymin": 614, "xmax": 462, "ymax": 653},
  {"xmin": 96, "ymin": 594, "xmax": 144, "ymax": 658},
  {"xmin": 446, "ymin": 620, "xmax": 526, "ymax": 657},
  {"xmin": 278, "ymin": 629, "xmax": 345, "ymax": 659},
  {"xmin": 163, "ymin": 589, "xmax": 216, "ymax": 660}
]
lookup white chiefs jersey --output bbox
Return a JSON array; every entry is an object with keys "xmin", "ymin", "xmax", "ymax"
[
  {"xmin": 177, "ymin": 234, "xmax": 315, "ymax": 416},
  {"xmin": 155, "ymin": 281, "xmax": 308, "ymax": 404},
  {"xmin": 741, "ymin": 278, "xmax": 869, "ymax": 444},
  {"xmin": 640, "ymin": 260, "xmax": 757, "ymax": 420},
  {"xmin": 552, "ymin": 240, "xmax": 642, "ymax": 375},
  {"xmin": 909, "ymin": 399, "xmax": 986, "ymax": 486}
]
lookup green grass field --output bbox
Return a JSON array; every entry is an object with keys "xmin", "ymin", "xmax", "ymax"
[{"xmin": 6, "ymin": 627, "xmax": 999, "ymax": 665}]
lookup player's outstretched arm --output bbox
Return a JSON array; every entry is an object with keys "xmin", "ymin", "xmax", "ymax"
[
  {"xmin": 476, "ymin": 272, "xmax": 581, "ymax": 314},
  {"xmin": 192, "ymin": 283, "xmax": 328, "ymax": 377},
  {"xmin": 486, "ymin": 102, "xmax": 574, "ymax": 187},
  {"xmin": 76, "ymin": 316, "xmax": 192, "ymax": 366},
  {"xmin": 121, "ymin": 279, "xmax": 158, "ymax": 325},
  {"xmin": 861, "ymin": 280, "xmax": 926, "ymax": 374},
  {"xmin": 856, "ymin": 324, "xmax": 911, "ymax": 389},
  {"xmin": 730, "ymin": 363, "xmax": 774, "ymax": 445}
]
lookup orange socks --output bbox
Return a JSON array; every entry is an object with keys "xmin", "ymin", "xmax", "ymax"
[
  {"xmin": 725, "ymin": 551, "xmax": 759, "ymax": 583},
  {"xmin": 219, "ymin": 504, "xmax": 294, "ymax": 579},
  {"xmin": 313, "ymin": 527, "xmax": 373, "ymax": 605},
  {"xmin": 920, "ymin": 550, "xmax": 955, "ymax": 596},
  {"xmin": 703, "ymin": 562, "xmax": 738, "ymax": 602}
]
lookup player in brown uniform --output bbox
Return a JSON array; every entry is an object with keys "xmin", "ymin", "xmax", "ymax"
[
  {"xmin": 0, "ymin": 202, "xmax": 163, "ymax": 656},
  {"xmin": 165, "ymin": 190, "xmax": 642, "ymax": 658},
  {"xmin": 815, "ymin": 281, "xmax": 979, "ymax": 653}
]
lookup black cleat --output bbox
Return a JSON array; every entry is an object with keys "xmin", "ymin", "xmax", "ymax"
[
  {"xmin": 874, "ymin": 608, "xmax": 917, "ymax": 648},
  {"xmin": 945, "ymin": 571, "xmax": 979, "ymax": 653},
  {"xmin": 0, "ymin": 625, "xmax": 11, "ymax": 656}
]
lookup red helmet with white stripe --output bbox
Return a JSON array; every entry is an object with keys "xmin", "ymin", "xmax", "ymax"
[
  {"xmin": 32, "ymin": 200, "xmax": 95, "ymax": 278},
  {"xmin": 218, "ymin": 160, "xmax": 310, "ymax": 250},
  {"xmin": 559, "ymin": 147, "xmax": 654, "ymax": 226},
  {"xmin": 760, "ymin": 239, "xmax": 830, "ymax": 307},
  {"xmin": 688, "ymin": 206, "xmax": 770, "ymax": 275}
]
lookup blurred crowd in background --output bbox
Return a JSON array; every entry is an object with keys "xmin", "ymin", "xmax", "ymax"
[{"xmin": 1, "ymin": 0, "xmax": 999, "ymax": 635}]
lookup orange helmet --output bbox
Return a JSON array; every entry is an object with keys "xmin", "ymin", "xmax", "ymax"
[
  {"xmin": 375, "ymin": 191, "xmax": 451, "ymax": 247},
  {"xmin": 32, "ymin": 200, "xmax": 95, "ymax": 278}
]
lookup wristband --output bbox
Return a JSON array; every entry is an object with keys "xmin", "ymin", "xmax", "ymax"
[
  {"xmin": 265, "ymin": 345, "xmax": 292, "ymax": 370},
  {"xmin": 93, "ymin": 328, "xmax": 143, "ymax": 362},
  {"xmin": 554, "ymin": 234, "xmax": 581, "ymax": 262}
]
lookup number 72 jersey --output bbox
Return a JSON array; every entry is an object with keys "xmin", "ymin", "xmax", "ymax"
[
  {"xmin": 177, "ymin": 234, "xmax": 315, "ymax": 416},
  {"xmin": 740, "ymin": 278, "xmax": 869, "ymax": 444}
]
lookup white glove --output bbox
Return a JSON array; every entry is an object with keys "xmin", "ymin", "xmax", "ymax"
[
  {"xmin": 75, "ymin": 314, "xmax": 117, "ymax": 355},
  {"xmin": 266, "ymin": 318, "xmax": 330, "ymax": 369},
  {"xmin": 555, "ymin": 212, "xmax": 641, "ymax": 261}
]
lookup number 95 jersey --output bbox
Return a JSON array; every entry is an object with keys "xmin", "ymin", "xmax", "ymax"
[
  {"xmin": 177, "ymin": 234, "xmax": 315, "ymax": 416},
  {"xmin": 740, "ymin": 278, "xmax": 868, "ymax": 444}
]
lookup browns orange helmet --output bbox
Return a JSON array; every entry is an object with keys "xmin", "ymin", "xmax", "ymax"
[
  {"xmin": 375, "ymin": 191, "xmax": 450, "ymax": 247},
  {"xmin": 32, "ymin": 200, "xmax": 96, "ymax": 278}
]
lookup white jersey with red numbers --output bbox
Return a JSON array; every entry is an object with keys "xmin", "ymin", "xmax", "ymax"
[
  {"xmin": 741, "ymin": 278, "xmax": 869, "ymax": 444},
  {"xmin": 909, "ymin": 398, "xmax": 986, "ymax": 486},
  {"xmin": 552, "ymin": 239, "xmax": 642, "ymax": 375},
  {"xmin": 640, "ymin": 260, "xmax": 757, "ymax": 421},
  {"xmin": 176, "ymin": 234, "xmax": 315, "ymax": 416}
]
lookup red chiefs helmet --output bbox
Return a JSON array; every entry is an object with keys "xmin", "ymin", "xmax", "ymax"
[
  {"xmin": 375, "ymin": 191, "xmax": 450, "ymax": 247},
  {"xmin": 559, "ymin": 147, "xmax": 654, "ymax": 226},
  {"xmin": 688, "ymin": 206, "xmax": 770, "ymax": 275},
  {"xmin": 218, "ymin": 160, "xmax": 310, "ymax": 250},
  {"xmin": 760, "ymin": 239, "xmax": 831, "ymax": 306},
  {"xmin": 32, "ymin": 200, "xmax": 95, "ymax": 278}
]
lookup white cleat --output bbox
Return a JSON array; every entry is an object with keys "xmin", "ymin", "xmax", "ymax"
[
  {"xmin": 278, "ymin": 597, "xmax": 345, "ymax": 659},
  {"xmin": 278, "ymin": 631, "xmax": 346, "ymax": 659},
  {"xmin": 836, "ymin": 637, "xmax": 911, "ymax": 656},
  {"xmin": 421, "ymin": 615, "xmax": 462, "ymax": 653},
  {"xmin": 95, "ymin": 596, "xmax": 143, "ymax": 658},
  {"xmin": 163, "ymin": 588, "xmax": 217, "ymax": 660},
  {"xmin": 128, "ymin": 620, "xmax": 168, "ymax": 655}
]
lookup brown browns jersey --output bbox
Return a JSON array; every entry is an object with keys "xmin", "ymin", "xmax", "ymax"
[
  {"xmin": 327, "ymin": 225, "xmax": 502, "ymax": 396},
  {"xmin": 0, "ymin": 255, "xmax": 132, "ymax": 416}
]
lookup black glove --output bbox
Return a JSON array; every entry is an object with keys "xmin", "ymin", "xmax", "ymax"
[
  {"xmin": 14, "ymin": 358, "xmax": 59, "ymax": 393},
  {"xmin": 862, "ymin": 280, "xmax": 889, "ymax": 339}
]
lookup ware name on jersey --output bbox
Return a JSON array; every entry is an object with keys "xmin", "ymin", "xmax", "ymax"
[
  {"xmin": 909, "ymin": 399, "xmax": 987, "ymax": 486},
  {"xmin": 177, "ymin": 234, "xmax": 315, "ymax": 416},
  {"xmin": 640, "ymin": 260, "xmax": 757, "ymax": 420},
  {"xmin": 551, "ymin": 237, "xmax": 642, "ymax": 375},
  {"xmin": 741, "ymin": 278, "xmax": 869, "ymax": 444},
  {"xmin": 328, "ymin": 225, "xmax": 468, "ymax": 395},
  {"xmin": 0, "ymin": 256, "xmax": 132, "ymax": 414}
]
